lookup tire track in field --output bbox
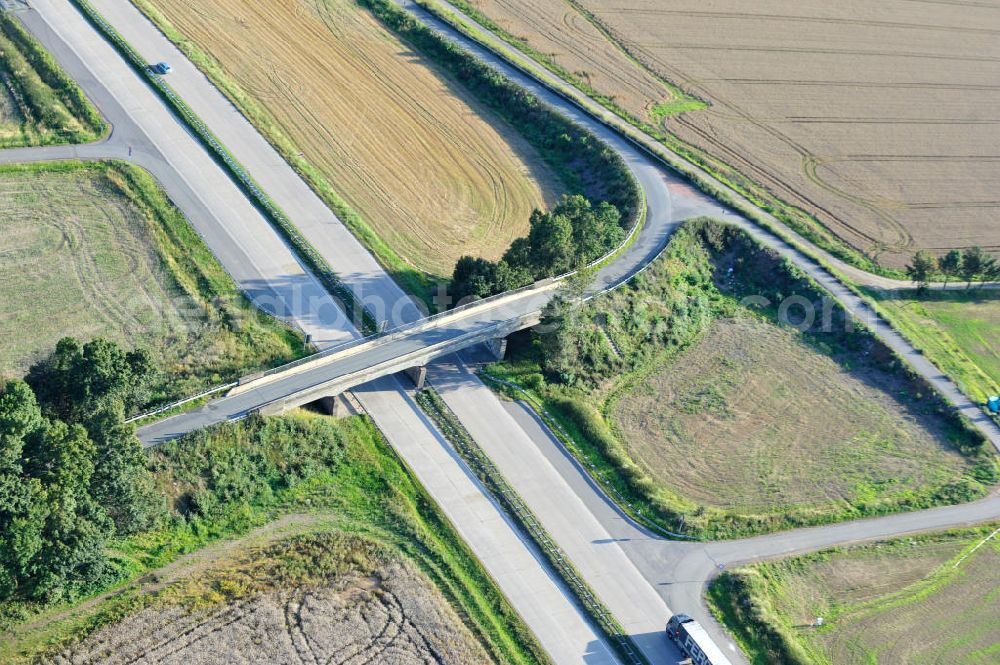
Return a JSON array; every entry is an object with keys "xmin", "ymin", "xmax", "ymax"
[
  {"xmin": 597, "ymin": 29, "xmax": 918, "ymax": 254},
  {"xmin": 595, "ymin": 8, "xmax": 1000, "ymax": 37}
]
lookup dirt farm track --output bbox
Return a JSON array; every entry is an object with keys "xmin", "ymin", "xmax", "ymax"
[{"xmin": 464, "ymin": 0, "xmax": 1000, "ymax": 268}]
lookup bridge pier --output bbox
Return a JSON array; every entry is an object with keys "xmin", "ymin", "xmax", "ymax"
[
  {"xmin": 404, "ymin": 365, "xmax": 427, "ymax": 390},
  {"xmin": 311, "ymin": 394, "xmax": 348, "ymax": 417},
  {"xmin": 485, "ymin": 336, "xmax": 508, "ymax": 360}
]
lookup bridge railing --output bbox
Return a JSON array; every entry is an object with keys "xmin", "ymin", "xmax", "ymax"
[{"xmin": 244, "ymin": 278, "xmax": 560, "ymax": 385}]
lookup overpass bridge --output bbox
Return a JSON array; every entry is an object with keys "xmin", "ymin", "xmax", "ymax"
[{"xmin": 138, "ymin": 281, "xmax": 559, "ymax": 445}]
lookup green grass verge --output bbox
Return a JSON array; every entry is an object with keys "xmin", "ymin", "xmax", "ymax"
[
  {"xmin": 707, "ymin": 524, "xmax": 1000, "ymax": 665},
  {"xmin": 0, "ymin": 13, "xmax": 106, "ymax": 147},
  {"xmin": 865, "ymin": 287, "xmax": 1000, "ymax": 405},
  {"xmin": 1, "ymin": 412, "xmax": 548, "ymax": 665}
]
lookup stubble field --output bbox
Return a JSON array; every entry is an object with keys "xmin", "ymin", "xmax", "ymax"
[
  {"xmin": 136, "ymin": 0, "xmax": 564, "ymax": 279},
  {"xmin": 457, "ymin": 0, "xmax": 1000, "ymax": 269},
  {"xmin": 711, "ymin": 526, "xmax": 1000, "ymax": 664},
  {"xmin": 456, "ymin": 0, "xmax": 701, "ymax": 121}
]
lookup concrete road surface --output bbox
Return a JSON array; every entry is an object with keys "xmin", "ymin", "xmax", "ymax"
[
  {"xmin": 16, "ymin": 2, "xmax": 1000, "ymax": 663},
  {"xmin": 428, "ymin": 356, "xmax": 684, "ymax": 664},
  {"xmin": 353, "ymin": 375, "xmax": 619, "ymax": 664},
  {"xmin": 86, "ymin": 0, "xmax": 423, "ymax": 326},
  {"xmin": 18, "ymin": 0, "xmax": 357, "ymax": 348}
]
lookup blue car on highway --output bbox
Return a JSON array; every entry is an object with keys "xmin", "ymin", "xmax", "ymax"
[{"xmin": 150, "ymin": 61, "xmax": 172, "ymax": 75}]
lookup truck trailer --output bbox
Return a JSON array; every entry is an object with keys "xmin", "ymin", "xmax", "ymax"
[{"xmin": 666, "ymin": 614, "xmax": 735, "ymax": 665}]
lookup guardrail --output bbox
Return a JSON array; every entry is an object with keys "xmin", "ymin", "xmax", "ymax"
[
  {"xmin": 416, "ymin": 388, "xmax": 649, "ymax": 665},
  {"xmin": 250, "ymin": 309, "xmax": 538, "ymax": 414},
  {"xmin": 73, "ymin": 0, "xmax": 654, "ymax": 426},
  {"xmin": 229, "ymin": 185, "xmax": 647, "ymax": 392},
  {"xmin": 124, "ymin": 381, "xmax": 238, "ymax": 424},
  {"xmin": 69, "ymin": 0, "xmax": 378, "ymax": 334}
]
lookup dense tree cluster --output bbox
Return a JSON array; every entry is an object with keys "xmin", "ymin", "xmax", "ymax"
[
  {"xmin": 0, "ymin": 338, "xmax": 161, "ymax": 602},
  {"xmin": 906, "ymin": 246, "xmax": 1000, "ymax": 291},
  {"xmin": 451, "ymin": 195, "xmax": 626, "ymax": 303}
]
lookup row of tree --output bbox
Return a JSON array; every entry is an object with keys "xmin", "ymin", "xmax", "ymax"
[
  {"xmin": 0, "ymin": 338, "xmax": 161, "ymax": 602},
  {"xmin": 451, "ymin": 195, "xmax": 626, "ymax": 303},
  {"xmin": 906, "ymin": 246, "xmax": 1000, "ymax": 291}
]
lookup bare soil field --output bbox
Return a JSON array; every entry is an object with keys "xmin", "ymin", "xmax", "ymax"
[
  {"xmin": 460, "ymin": 0, "xmax": 1000, "ymax": 268},
  {"xmin": 50, "ymin": 533, "xmax": 495, "ymax": 665},
  {"xmin": 137, "ymin": 0, "xmax": 564, "ymax": 278},
  {"xmin": 0, "ymin": 162, "xmax": 304, "ymax": 401},
  {"xmin": 611, "ymin": 317, "xmax": 977, "ymax": 517},
  {"xmin": 712, "ymin": 526, "xmax": 1000, "ymax": 664}
]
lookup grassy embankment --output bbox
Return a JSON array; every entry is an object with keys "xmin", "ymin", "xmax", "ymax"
[
  {"xmin": 1, "ymin": 413, "xmax": 547, "ymax": 665},
  {"xmin": 130, "ymin": 0, "xmax": 637, "ymax": 306},
  {"xmin": 417, "ymin": 0, "xmax": 903, "ymax": 279},
  {"xmin": 484, "ymin": 219, "xmax": 997, "ymax": 539},
  {"xmin": 708, "ymin": 524, "xmax": 1000, "ymax": 665},
  {"xmin": 866, "ymin": 288, "xmax": 1000, "ymax": 405},
  {"xmin": 0, "ymin": 13, "xmax": 105, "ymax": 147},
  {"xmin": 0, "ymin": 160, "xmax": 307, "ymax": 409}
]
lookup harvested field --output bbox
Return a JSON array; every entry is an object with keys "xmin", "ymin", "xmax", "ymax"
[
  {"xmin": 461, "ymin": 0, "xmax": 1000, "ymax": 268},
  {"xmin": 1, "ymin": 415, "xmax": 543, "ymax": 664},
  {"xmin": 136, "ymin": 0, "xmax": 563, "ymax": 278},
  {"xmin": 0, "ymin": 162, "xmax": 304, "ymax": 403},
  {"xmin": 711, "ymin": 526, "xmax": 1000, "ymax": 665},
  {"xmin": 50, "ymin": 534, "xmax": 495, "ymax": 665},
  {"xmin": 611, "ymin": 317, "xmax": 977, "ymax": 516},
  {"xmin": 456, "ymin": 0, "xmax": 699, "ymax": 120}
]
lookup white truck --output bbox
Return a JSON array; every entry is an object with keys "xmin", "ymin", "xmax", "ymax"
[{"xmin": 666, "ymin": 614, "xmax": 735, "ymax": 665}]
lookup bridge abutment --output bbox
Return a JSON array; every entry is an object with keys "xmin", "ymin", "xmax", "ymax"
[
  {"xmin": 485, "ymin": 336, "xmax": 508, "ymax": 360},
  {"xmin": 310, "ymin": 394, "xmax": 349, "ymax": 417}
]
